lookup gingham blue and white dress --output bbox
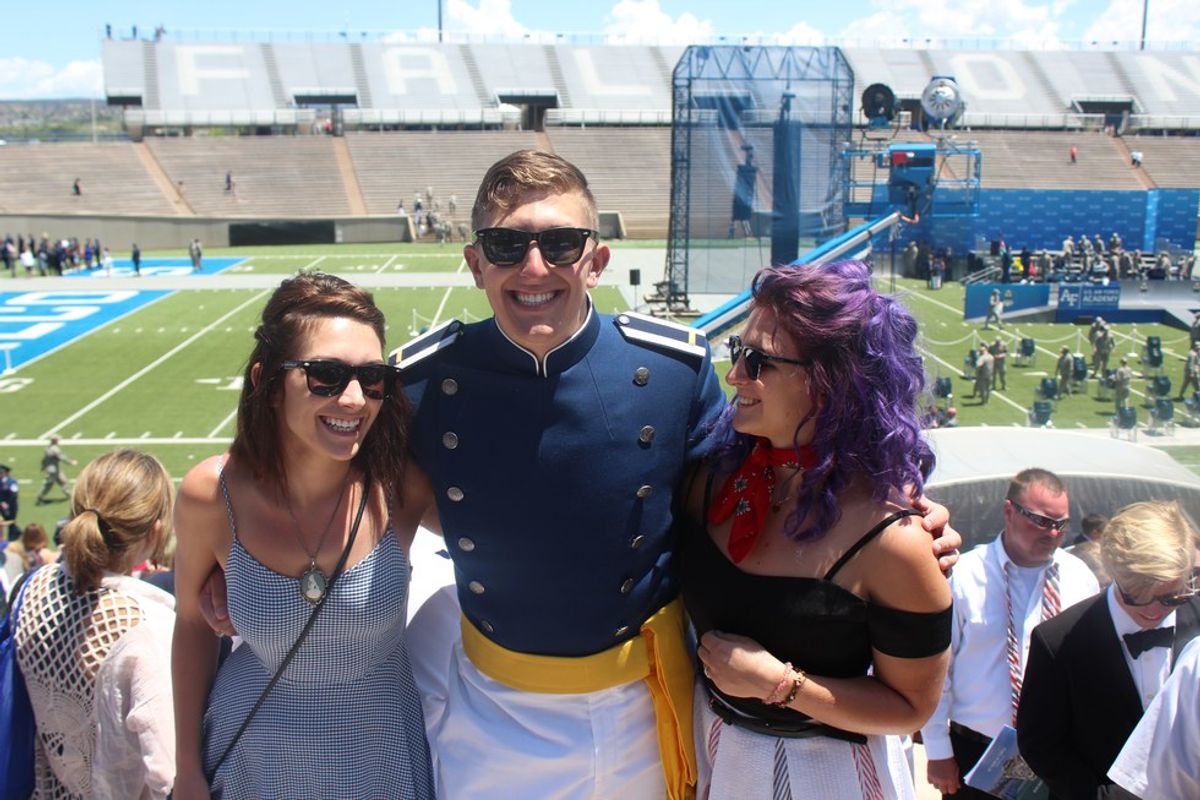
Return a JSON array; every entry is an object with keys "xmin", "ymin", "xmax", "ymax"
[{"xmin": 203, "ymin": 478, "xmax": 434, "ymax": 799}]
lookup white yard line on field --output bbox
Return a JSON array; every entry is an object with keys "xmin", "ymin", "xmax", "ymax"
[
  {"xmin": 430, "ymin": 257, "xmax": 470, "ymax": 327},
  {"xmin": 42, "ymin": 289, "xmax": 273, "ymax": 439},
  {"xmin": 209, "ymin": 407, "xmax": 240, "ymax": 439},
  {"xmin": 376, "ymin": 254, "xmax": 398, "ymax": 274}
]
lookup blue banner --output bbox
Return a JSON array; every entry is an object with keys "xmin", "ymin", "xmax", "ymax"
[
  {"xmin": 1056, "ymin": 284, "xmax": 1121, "ymax": 313},
  {"xmin": 964, "ymin": 283, "xmax": 1050, "ymax": 320}
]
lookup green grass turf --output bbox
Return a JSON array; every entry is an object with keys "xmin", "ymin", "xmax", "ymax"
[{"xmin": 2, "ymin": 239, "xmax": 1197, "ymax": 539}]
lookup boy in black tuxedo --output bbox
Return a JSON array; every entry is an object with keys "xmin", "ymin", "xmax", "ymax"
[{"xmin": 1018, "ymin": 501, "xmax": 1200, "ymax": 799}]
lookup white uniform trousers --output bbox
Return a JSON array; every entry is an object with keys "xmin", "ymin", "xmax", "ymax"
[{"xmin": 408, "ymin": 583, "xmax": 668, "ymax": 800}]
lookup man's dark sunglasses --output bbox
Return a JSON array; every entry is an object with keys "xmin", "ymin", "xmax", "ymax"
[
  {"xmin": 474, "ymin": 227, "xmax": 598, "ymax": 267},
  {"xmin": 726, "ymin": 335, "xmax": 811, "ymax": 380},
  {"xmin": 1009, "ymin": 499, "xmax": 1070, "ymax": 532},
  {"xmin": 280, "ymin": 360, "xmax": 397, "ymax": 400},
  {"xmin": 1116, "ymin": 577, "xmax": 1198, "ymax": 608}
]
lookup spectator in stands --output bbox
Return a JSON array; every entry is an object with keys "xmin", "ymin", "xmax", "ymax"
[
  {"xmin": 72, "ymin": 178, "xmax": 81, "ymax": 196},
  {"xmin": 1131, "ymin": 150, "xmax": 1143, "ymax": 168},
  {"xmin": 1067, "ymin": 512, "xmax": 1111, "ymax": 587},
  {"xmin": 1018, "ymin": 501, "xmax": 1198, "ymax": 800},
  {"xmin": 4, "ymin": 523, "xmax": 59, "ymax": 584},
  {"xmin": 1070, "ymin": 144, "xmax": 1078, "ymax": 163},
  {"xmin": 12, "ymin": 449, "xmax": 177, "ymax": 799},
  {"xmin": 922, "ymin": 468, "xmax": 1098, "ymax": 799},
  {"xmin": 1057, "ymin": 346, "xmax": 1075, "ymax": 397},
  {"xmin": 224, "ymin": 171, "xmax": 233, "ymax": 193},
  {"xmin": 396, "ymin": 199, "xmax": 406, "ymax": 216},
  {"xmin": 1178, "ymin": 342, "xmax": 1200, "ymax": 400},
  {"xmin": 448, "ymin": 194, "xmax": 457, "ymax": 216}
]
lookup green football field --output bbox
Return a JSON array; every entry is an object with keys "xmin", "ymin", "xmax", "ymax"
[{"xmin": 1, "ymin": 241, "xmax": 1196, "ymax": 537}]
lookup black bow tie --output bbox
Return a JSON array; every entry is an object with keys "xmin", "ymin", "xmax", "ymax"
[{"xmin": 1124, "ymin": 627, "xmax": 1174, "ymax": 658}]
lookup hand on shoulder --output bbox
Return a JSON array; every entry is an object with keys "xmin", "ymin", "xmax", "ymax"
[{"xmin": 861, "ymin": 507, "xmax": 953, "ymax": 613}]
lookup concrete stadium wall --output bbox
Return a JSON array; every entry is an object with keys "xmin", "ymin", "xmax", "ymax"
[{"xmin": 0, "ymin": 214, "xmax": 415, "ymax": 249}]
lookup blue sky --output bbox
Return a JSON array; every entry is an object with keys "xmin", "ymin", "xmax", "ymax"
[{"xmin": 2, "ymin": 0, "xmax": 1197, "ymax": 99}]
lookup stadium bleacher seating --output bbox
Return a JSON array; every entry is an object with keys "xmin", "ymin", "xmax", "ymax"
[
  {"xmin": 344, "ymin": 130, "xmax": 540, "ymax": 219},
  {"xmin": 0, "ymin": 142, "xmax": 175, "ymax": 216}
]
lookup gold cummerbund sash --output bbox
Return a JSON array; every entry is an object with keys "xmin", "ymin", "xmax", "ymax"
[{"xmin": 460, "ymin": 599, "xmax": 697, "ymax": 800}]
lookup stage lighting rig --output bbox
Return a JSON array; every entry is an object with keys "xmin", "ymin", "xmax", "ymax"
[
  {"xmin": 920, "ymin": 76, "xmax": 964, "ymax": 129},
  {"xmin": 861, "ymin": 83, "xmax": 897, "ymax": 128}
]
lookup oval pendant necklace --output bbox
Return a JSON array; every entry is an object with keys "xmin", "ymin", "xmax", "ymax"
[{"xmin": 284, "ymin": 472, "xmax": 352, "ymax": 605}]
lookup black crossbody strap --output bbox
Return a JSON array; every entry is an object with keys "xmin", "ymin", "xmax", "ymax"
[{"xmin": 206, "ymin": 476, "xmax": 371, "ymax": 782}]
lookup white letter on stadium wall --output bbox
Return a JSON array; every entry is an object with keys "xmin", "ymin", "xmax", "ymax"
[
  {"xmin": 382, "ymin": 48, "xmax": 457, "ymax": 96},
  {"xmin": 176, "ymin": 45, "xmax": 251, "ymax": 96},
  {"xmin": 949, "ymin": 53, "xmax": 1026, "ymax": 101},
  {"xmin": 573, "ymin": 50, "xmax": 651, "ymax": 97}
]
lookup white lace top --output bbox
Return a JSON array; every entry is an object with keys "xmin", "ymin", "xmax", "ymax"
[{"xmin": 14, "ymin": 565, "xmax": 176, "ymax": 800}]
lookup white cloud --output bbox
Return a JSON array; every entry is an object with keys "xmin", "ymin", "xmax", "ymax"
[
  {"xmin": 1082, "ymin": 0, "xmax": 1200, "ymax": 44},
  {"xmin": 445, "ymin": 0, "xmax": 560, "ymax": 42},
  {"xmin": 0, "ymin": 57, "xmax": 102, "ymax": 99},
  {"xmin": 839, "ymin": 0, "xmax": 1066, "ymax": 45},
  {"xmin": 602, "ymin": 0, "xmax": 714, "ymax": 45}
]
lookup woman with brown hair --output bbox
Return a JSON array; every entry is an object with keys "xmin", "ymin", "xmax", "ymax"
[
  {"xmin": 171, "ymin": 272, "xmax": 434, "ymax": 799},
  {"xmin": 13, "ymin": 448, "xmax": 176, "ymax": 798}
]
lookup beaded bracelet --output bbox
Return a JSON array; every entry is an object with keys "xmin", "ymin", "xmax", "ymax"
[
  {"xmin": 765, "ymin": 661, "xmax": 794, "ymax": 705},
  {"xmin": 775, "ymin": 669, "xmax": 808, "ymax": 708}
]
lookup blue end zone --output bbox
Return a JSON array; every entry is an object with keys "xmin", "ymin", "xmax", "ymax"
[
  {"xmin": 65, "ymin": 256, "xmax": 244, "ymax": 278},
  {"xmin": 0, "ymin": 289, "xmax": 173, "ymax": 370}
]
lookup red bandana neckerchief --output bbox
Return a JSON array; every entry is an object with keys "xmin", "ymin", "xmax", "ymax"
[{"xmin": 707, "ymin": 438, "xmax": 818, "ymax": 563}]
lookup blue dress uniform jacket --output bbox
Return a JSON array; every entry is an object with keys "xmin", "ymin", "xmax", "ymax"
[{"xmin": 395, "ymin": 307, "xmax": 725, "ymax": 657}]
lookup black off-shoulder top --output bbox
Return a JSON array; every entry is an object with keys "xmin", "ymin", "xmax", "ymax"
[{"xmin": 679, "ymin": 498, "xmax": 952, "ymax": 740}]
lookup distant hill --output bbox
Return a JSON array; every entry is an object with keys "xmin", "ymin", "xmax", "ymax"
[{"xmin": 0, "ymin": 99, "xmax": 124, "ymax": 139}]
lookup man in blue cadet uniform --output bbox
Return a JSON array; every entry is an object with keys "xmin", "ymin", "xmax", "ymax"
[
  {"xmin": 201, "ymin": 150, "xmax": 959, "ymax": 799},
  {"xmin": 395, "ymin": 150, "xmax": 961, "ymax": 800}
]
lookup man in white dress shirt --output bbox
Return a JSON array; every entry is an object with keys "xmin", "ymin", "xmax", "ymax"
[
  {"xmin": 922, "ymin": 468, "xmax": 1100, "ymax": 798},
  {"xmin": 1017, "ymin": 501, "xmax": 1199, "ymax": 799},
  {"xmin": 1109, "ymin": 636, "xmax": 1200, "ymax": 799}
]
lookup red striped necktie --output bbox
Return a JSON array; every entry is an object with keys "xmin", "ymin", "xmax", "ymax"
[{"xmin": 1005, "ymin": 560, "xmax": 1060, "ymax": 724}]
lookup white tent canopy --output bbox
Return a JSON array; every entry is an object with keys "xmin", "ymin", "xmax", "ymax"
[{"xmin": 925, "ymin": 428, "xmax": 1200, "ymax": 548}]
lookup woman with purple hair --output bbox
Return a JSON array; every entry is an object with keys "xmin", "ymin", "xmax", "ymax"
[{"xmin": 679, "ymin": 260, "xmax": 952, "ymax": 798}]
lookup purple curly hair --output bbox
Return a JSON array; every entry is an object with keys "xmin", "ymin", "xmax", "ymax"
[{"xmin": 712, "ymin": 260, "xmax": 935, "ymax": 542}]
